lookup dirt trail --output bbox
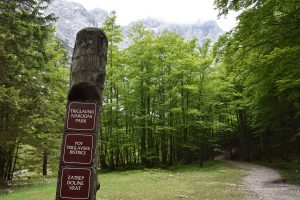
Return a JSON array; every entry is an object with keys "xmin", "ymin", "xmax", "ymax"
[{"xmin": 218, "ymin": 157, "xmax": 300, "ymax": 200}]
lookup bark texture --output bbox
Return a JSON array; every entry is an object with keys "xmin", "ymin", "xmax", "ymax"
[
  {"xmin": 69, "ymin": 27, "xmax": 108, "ymax": 103},
  {"xmin": 56, "ymin": 27, "xmax": 107, "ymax": 200}
]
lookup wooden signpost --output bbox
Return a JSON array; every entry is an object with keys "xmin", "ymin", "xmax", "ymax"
[{"xmin": 56, "ymin": 28, "xmax": 108, "ymax": 200}]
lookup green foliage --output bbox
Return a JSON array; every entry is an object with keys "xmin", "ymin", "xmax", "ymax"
[
  {"xmin": 213, "ymin": 0, "xmax": 300, "ymax": 160},
  {"xmin": 0, "ymin": 0, "xmax": 68, "ymax": 180},
  {"xmin": 99, "ymin": 11, "xmax": 221, "ymax": 167},
  {"xmin": 1, "ymin": 0, "xmax": 299, "ymax": 179}
]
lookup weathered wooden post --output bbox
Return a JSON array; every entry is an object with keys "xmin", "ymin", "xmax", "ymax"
[{"xmin": 56, "ymin": 27, "xmax": 107, "ymax": 200}]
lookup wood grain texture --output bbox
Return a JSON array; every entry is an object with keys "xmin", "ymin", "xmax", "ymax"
[{"xmin": 56, "ymin": 27, "xmax": 107, "ymax": 200}]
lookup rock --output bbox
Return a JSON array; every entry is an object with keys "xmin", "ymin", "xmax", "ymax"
[
  {"xmin": 45, "ymin": 0, "xmax": 223, "ymax": 52},
  {"xmin": 271, "ymin": 178, "xmax": 288, "ymax": 184},
  {"xmin": 3, "ymin": 188, "xmax": 13, "ymax": 194}
]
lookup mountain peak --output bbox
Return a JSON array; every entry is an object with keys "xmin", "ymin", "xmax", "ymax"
[{"xmin": 46, "ymin": 0, "xmax": 223, "ymax": 50}]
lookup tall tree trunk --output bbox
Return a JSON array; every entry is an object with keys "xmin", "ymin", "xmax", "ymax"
[
  {"xmin": 161, "ymin": 131, "xmax": 167, "ymax": 164},
  {"xmin": 259, "ymin": 133, "xmax": 264, "ymax": 159},
  {"xmin": 11, "ymin": 139, "xmax": 20, "ymax": 179},
  {"xmin": 99, "ymin": 145, "xmax": 108, "ymax": 169},
  {"xmin": 43, "ymin": 149, "xmax": 48, "ymax": 176},
  {"xmin": 4, "ymin": 148, "xmax": 13, "ymax": 180},
  {"xmin": 140, "ymin": 78, "xmax": 147, "ymax": 165},
  {"xmin": 0, "ymin": 146, "xmax": 4, "ymax": 178},
  {"xmin": 237, "ymin": 109, "xmax": 249, "ymax": 161}
]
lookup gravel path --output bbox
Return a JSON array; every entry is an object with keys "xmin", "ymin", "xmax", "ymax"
[{"xmin": 219, "ymin": 158, "xmax": 300, "ymax": 200}]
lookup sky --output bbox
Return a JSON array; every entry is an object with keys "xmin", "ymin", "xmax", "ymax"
[{"xmin": 68, "ymin": 0, "xmax": 238, "ymax": 31}]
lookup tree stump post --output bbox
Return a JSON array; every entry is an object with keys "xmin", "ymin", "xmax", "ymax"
[{"xmin": 56, "ymin": 28, "xmax": 108, "ymax": 200}]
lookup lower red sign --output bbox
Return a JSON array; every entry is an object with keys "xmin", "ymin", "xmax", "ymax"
[
  {"xmin": 60, "ymin": 167, "xmax": 91, "ymax": 200},
  {"xmin": 63, "ymin": 133, "xmax": 94, "ymax": 165}
]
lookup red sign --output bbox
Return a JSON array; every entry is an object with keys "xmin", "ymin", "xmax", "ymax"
[
  {"xmin": 66, "ymin": 102, "xmax": 97, "ymax": 131},
  {"xmin": 60, "ymin": 167, "xmax": 91, "ymax": 199},
  {"xmin": 63, "ymin": 133, "xmax": 94, "ymax": 165}
]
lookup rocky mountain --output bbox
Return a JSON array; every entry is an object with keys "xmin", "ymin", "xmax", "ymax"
[
  {"xmin": 45, "ymin": 0, "xmax": 108, "ymax": 51},
  {"xmin": 139, "ymin": 18, "xmax": 223, "ymax": 43},
  {"xmin": 45, "ymin": 0, "xmax": 223, "ymax": 50}
]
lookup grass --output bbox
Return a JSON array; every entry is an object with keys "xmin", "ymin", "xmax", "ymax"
[
  {"xmin": 255, "ymin": 157, "xmax": 300, "ymax": 185},
  {"xmin": 0, "ymin": 161, "xmax": 246, "ymax": 200},
  {"xmin": 0, "ymin": 177, "xmax": 56, "ymax": 200}
]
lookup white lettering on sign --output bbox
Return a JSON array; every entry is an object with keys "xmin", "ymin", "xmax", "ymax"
[
  {"xmin": 63, "ymin": 134, "xmax": 93, "ymax": 164},
  {"xmin": 67, "ymin": 175, "xmax": 85, "ymax": 191},
  {"xmin": 70, "ymin": 109, "xmax": 95, "ymax": 114},
  {"xmin": 70, "ymin": 109, "xmax": 94, "ymax": 124},
  {"xmin": 67, "ymin": 102, "xmax": 97, "ymax": 131},
  {"xmin": 66, "ymin": 141, "xmax": 90, "ymax": 156},
  {"xmin": 60, "ymin": 168, "xmax": 91, "ymax": 199}
]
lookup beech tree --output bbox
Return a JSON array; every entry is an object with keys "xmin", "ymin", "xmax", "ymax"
[{"xmin": 213, "ymin": 0, "xmax": 300, "ymax": 160}]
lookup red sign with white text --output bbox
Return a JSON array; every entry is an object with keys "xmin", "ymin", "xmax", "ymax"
[
  {"xmin": 59, "ymin": 167, "xmax": 91, "ymax": 200},
  {"xmin": 66, "ymin": 102, "xmax": 97, "ymax": 131},
  {"xmin": 63, "ymin": 133, "xmax": 94, "ymax": 165}
]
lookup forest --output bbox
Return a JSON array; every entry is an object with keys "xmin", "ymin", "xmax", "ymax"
[{"xmin": 0, "ymin": 0, "xmax": 299, "ymax": 184}]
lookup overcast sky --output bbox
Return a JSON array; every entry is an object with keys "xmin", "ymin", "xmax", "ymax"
[{"xmin": 68, "ymin": 0, "xmax": 238, "ymax": 31}]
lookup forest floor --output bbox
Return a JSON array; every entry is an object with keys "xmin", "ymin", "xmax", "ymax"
[
  {"xmin": 2, "ymin": 160, "xmax": 299, "ymax": 200},
  {"xmin": 0, "ymin": 162, "xmax": 245, "ymax": 200},
  {"xmin": 218, "ymin": 157, "xmax": 300, "ymax": 200}
]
